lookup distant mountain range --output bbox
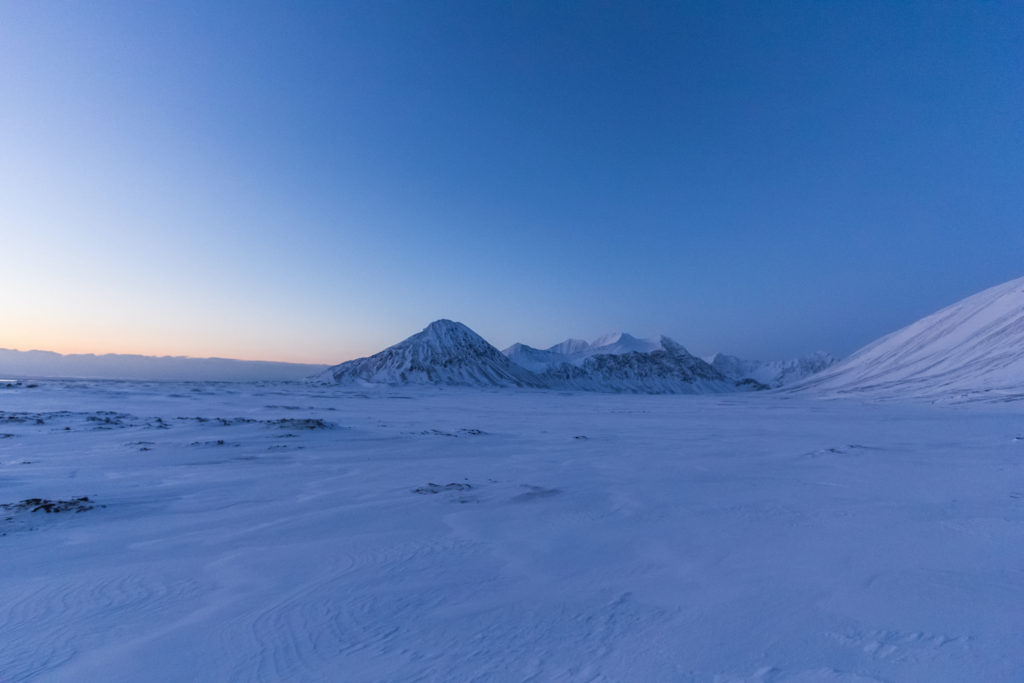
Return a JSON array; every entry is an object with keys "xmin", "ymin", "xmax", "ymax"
[
  {"xmin": 531, "ymin": 335, "xmax": 744, "ymax": 394},
  {"xmin": 315, "ymin": 320, "xmax": 834, "ymax": 393},
  {"xmin": 15, "ymin": 274, "xmax": 1019, "ymax": 395},
  {"xmin": 503, "ymin": 332, "xmax": 661, "ymax": 373},
  {"xmin": 708, "ymin": 351, "xmax": 838, "ymax": 388},
  {"xmin": 0, "ymin": 349, "xmax": 328, "ymax": 382}
]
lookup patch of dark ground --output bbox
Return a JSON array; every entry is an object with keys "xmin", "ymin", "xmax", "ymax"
[
  {"xmin": 85, "ymin": 412, "xmax": 136, "ymax": 429},
  {"xmin": 419, "ymin": 428, "xmax": 487, "ymax": 437},
  {"xmin": 414, "ymin": 482, "xmax": 474, "ymax": 494},
  {"xmin": 801, "ymin": 443, "xmax": 878, "ymax": 460},
  {"xmin": 2, "ymin": 497, "xmax": 105, "ymax": 535},
  {"xmin": 1, "ymin": 413, "xmax": 54, "ymax": 425},
  {"xmin": 413, "ymin": 481, "xmax": 561, "ymax": 505},
  {"xmin": 0, "ymin": 411, "xmax": 169, "ymax": 431},
  {"xmin": 2, "ymin": 497, "xmax": 101, "ymax": 514},
  {"xmin": 176, "ymin": 417, "xmax": 336, "ymax": 430}
]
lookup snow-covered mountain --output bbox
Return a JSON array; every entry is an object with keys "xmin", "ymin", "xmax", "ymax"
[
  {"xmin": 546, "ymin": 338, "xmax": 590, "ymax": 356},
  {"xmin": 584, "ymin": 332, "xmax": 661, "ymax": 358},
  {"xmin": 709, "ymin": 351, "xmax": 838, "ymax": 388},
  {"xmin": 794, "ymin": 276, "xmax": 1024, "ymax": 401},
  {"xmin": 321, "ymin": 322, "xmax": 756, "ymax": 393},
  {"xmin": 541, "ymin": 336, "xmax": 748, "ymax": 394},
  {"xmin": 502, "ymin": 331, "xmax": 663, "ymax": 373},
  {"xmin": 315, "ymin": 320, "xmax": 543, "ymax": 388}
]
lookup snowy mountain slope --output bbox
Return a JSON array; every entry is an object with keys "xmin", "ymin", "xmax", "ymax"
[
  {"xmin": 794, "ymin": 275, "xmax": 1024, "ymax": 400},
  {"xmin": 546, "ymin": 338, "xmax": 590, "ymax": 356},
  {"xmin": 315, "ymin": 320, "xmax": 543, "ymax": 388},
  {"xmin": 710, "ymin": 351, "xmax": 838, "ymax": 388},
  {"xmin": 584, "ymin": 332, "xmax": 661, "ymax": 358}
]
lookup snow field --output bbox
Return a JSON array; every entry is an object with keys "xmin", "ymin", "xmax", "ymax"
[{"xmin": 1, "ymin": 381, "xmax": 1022, "ymax": 681}]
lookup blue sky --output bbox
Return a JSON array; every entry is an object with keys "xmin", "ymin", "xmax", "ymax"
[{"xmin": 2, "ymin": 1, "xmax": 1022, "ymax": 363}]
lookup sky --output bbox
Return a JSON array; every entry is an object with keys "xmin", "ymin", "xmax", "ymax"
[{"xmin": 2, "ymin": 1, "xmax": 1022, "ymax": 364}]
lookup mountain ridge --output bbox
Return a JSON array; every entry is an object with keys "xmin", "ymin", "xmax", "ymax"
[{"xmin": 319, "ymin": 321, "xmax": 760, "ymax": 394}]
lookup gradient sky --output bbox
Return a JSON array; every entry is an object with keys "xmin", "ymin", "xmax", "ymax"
[{"xmin": 2, "ymin": 1, "xmax": 1022, "ymax": 364}]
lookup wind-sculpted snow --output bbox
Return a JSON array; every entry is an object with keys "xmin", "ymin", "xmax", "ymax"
[
  {"xmin": 795, "ymin": 275, "xmax": 1024, "ymax": 401},
  {"xmin": 710, "ymin": 350, "xmax": 838, "ymax": 387},
  {"xmin": 2, "ymin": 380, "xmax": 1023, "ymax": 681}
]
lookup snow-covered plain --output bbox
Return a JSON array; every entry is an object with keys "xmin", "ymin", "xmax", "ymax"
[{"xmin": 2, "ymin": 380, "xmax": 1023, "ymax": 682}]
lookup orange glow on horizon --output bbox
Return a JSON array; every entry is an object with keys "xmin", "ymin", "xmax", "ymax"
[{"xmin": 0, "ymin": 333, "xmax": 357, "ymax": 366}]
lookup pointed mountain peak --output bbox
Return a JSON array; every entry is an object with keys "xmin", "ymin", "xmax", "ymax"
[
  {"xmin": 502, "ymin": 342, "xmax": 538, "ymax": 355},
  {"xmin": 590, "ymin": 331, "xmax": 632, "ymax": 348},
  {"xmin": 409, "ymin": 320, "xmax": 489, "ymax": 348},
  {"xmin": 588, "ymin": 331, "xmax": 660, "ymax": 355},
  {"xmin": 422, "ymin": 319, "xmax": 476, "ymax": 335},
  {"xmin": 546, "ymin": 338, "xmax": 590, "ymax": 355}
]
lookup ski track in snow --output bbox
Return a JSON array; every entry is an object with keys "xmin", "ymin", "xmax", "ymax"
[{"xmin": 0, "ymin": 380, "xmax": 1022, "ymax": 681}]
